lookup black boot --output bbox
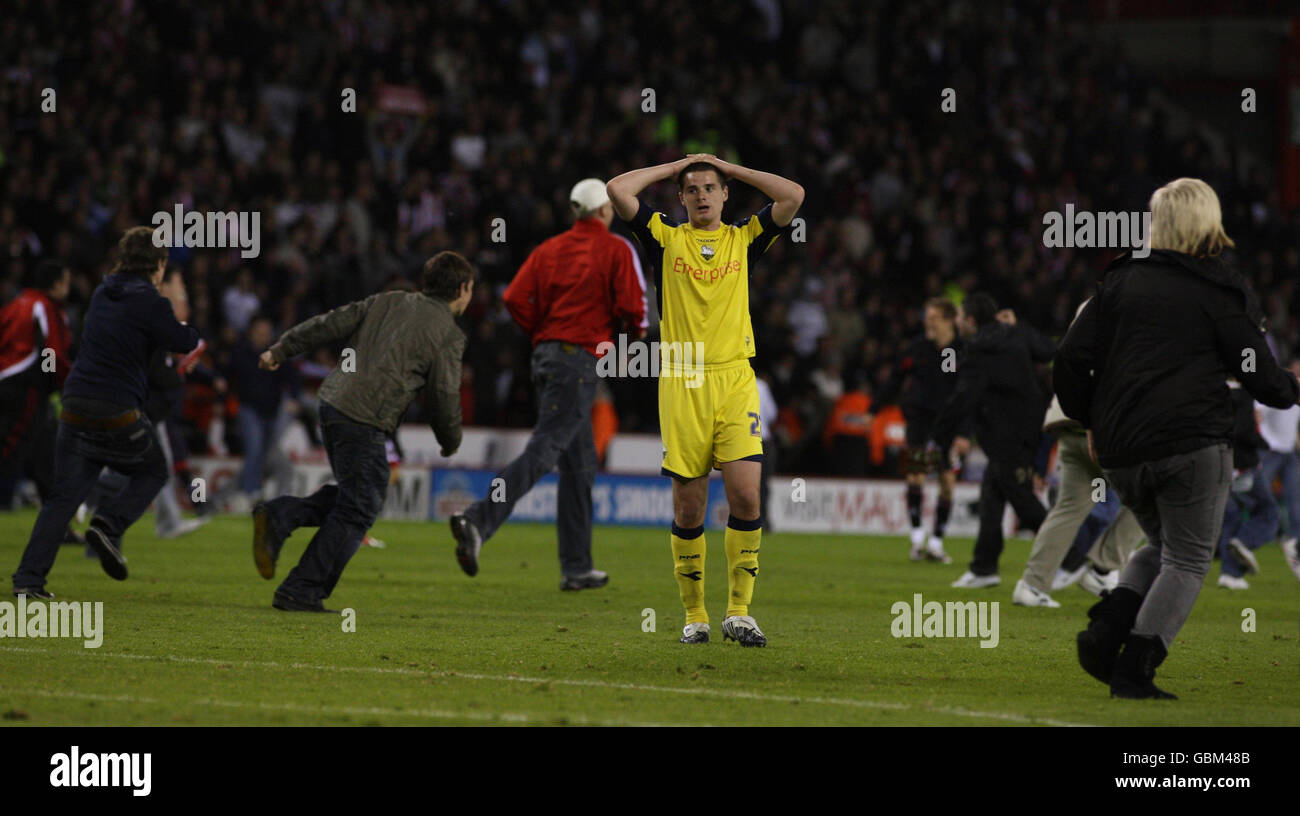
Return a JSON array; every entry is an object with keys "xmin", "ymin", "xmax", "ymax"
[
  {"xmin": 1076, "ymin": 587, "xmax": 1141, "ymax": 684},
  {"xmin": 1111, "ymin": 633, "xmax": 1177, "ymax": 700}
]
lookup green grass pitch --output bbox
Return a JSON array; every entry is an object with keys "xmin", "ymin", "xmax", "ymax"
[{"xmin": 0, "ymin": 509, "xmax": 1296, "ymax": 726}]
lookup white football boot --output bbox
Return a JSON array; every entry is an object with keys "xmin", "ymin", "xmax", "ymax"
[
  {"xmin": 925, "ymin": 536, "xmax": 952, "ymax": 564},
  {"xmin": 909, "ymin": 527, "xmax": 926, "ymax": 561},
  {"xmin": 721, "ymin": 615, "xmax": 767, "ymax": 647},
  {"xmin": 679, "ymin": 622, "xmax": 710, "ymax": 644}
]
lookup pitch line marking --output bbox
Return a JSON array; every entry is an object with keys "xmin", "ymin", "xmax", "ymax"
[
  {"xmin": 0, "ymin": 685, "xmax": 690, "ymax": 727},
  {"xmin": 0, "ymin": 646, "xmax": 1095, "ymax": 726}
]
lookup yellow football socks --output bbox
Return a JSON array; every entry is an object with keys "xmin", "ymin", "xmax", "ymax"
[
  {"xmin": 670, "ymin": 524, "xmax": 708, "ymax": 624},
  {"xmin": 725, "ymin": 515, "xmax": 762, "ymax": 619}
]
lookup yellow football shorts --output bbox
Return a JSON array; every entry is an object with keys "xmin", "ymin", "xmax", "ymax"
[{"xmin": 660, "ymin": 360, "xmax": 764, "ymax": 479}]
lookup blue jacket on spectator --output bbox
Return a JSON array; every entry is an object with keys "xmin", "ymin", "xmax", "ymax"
[{"xmin": 61, "ymin": 274, "xmax": 200, "ymax": 411}]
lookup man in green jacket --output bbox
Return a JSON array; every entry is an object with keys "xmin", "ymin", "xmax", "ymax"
[{"xmin": 252, "ymin": 251, "xmax": 474, "ymax": 611}]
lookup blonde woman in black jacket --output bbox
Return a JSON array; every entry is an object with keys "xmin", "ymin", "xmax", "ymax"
[{"xmin": 1055, "ymin": 178, "xmax": 1299, "ymax": 699}]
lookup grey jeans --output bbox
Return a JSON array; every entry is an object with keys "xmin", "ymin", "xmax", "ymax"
[
  {"xmin": 1021, "ymin": 432, "xmax": 1145, "ymax": 592},
  {"xmin": 464, "ymin": 341, "xmax": 598, "ymax": 576},
  {"xmin": 1104, "ymin": 443, "xmax": 1232, "ymax": 649}
]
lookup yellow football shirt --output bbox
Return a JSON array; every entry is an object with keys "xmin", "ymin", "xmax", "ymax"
[{"xmin": 628, "ymin": 201, "xmax": 786, "ymax": 367}]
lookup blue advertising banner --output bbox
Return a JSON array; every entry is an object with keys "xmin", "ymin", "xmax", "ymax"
[{"xmin": 429, "ymin": 469, "xmax": 732, "ymax": 528}]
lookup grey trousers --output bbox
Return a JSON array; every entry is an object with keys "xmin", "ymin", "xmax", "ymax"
[
  {"xmin": 1021, "ymin": 432, "xmax": 1144, "ymax": 592},
  {"xmin": 1104, "ymin": 443, "xmax": 1232, "ymax": 650},
  {"xmin": 464, "ymin": 342, "xmax": 598, "ymax": 576}
]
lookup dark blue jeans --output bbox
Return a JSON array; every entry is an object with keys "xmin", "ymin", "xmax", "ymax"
[
  {"xmin": 1258, "ymin": 449, "xmax": 1300, "ymax": 537},
  {"xmin": 464, "ymin": 341, "xmax": 598, "ymax": 576},
  {"xmin": 1219, "ymin": 465, "xmax": 1279, "ymax": 577},
  {"xmin": 274, "ymin": 402, "xmax": 388, "ymax": 603},
  {"xmin": 12, "ymin": 397, "xmax": 167, "ymax": 590}
]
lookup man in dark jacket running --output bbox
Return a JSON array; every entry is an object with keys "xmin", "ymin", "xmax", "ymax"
[
  {"xmin": 1056, "ymin": 178, "xmax": 1299, "ymax": 699},
  {"xmin": 11, "ymin": 227, "xmax": 201, "ymax": 597},
  {"xmin": 252, "ymin": 251, "xmax": 473, "ymax": 612}
]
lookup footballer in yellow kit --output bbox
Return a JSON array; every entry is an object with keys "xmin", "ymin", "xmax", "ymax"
[{"xmin": 607, "ymin": 154, "xmax": 804, "ymax": 647}]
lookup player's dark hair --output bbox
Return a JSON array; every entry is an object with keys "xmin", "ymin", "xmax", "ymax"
[
  {"xmin": 26, "ymin": 259, "xmax": 68, "ymax": 291},
  {"xmin": 112, "ymin": 225, "xmax": 168, "ymax": 279},
  {"xmin": 925, "ymin": 296, "xmax": 957, "ymax": 321},
  {"xmin": 677, "ymin": 162, "xmax": 728, "ymax": 190},
  {"xmin": 421, "ymin": 251, "xmax": 476, "ymax": 301},
  {"xmin": 962, "ymin": 292, "xmax": 998, "ymax": 327}
]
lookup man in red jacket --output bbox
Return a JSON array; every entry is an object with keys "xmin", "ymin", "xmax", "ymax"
[
  {"xmin": 450, "ymin": 178, "xmax": 647, "ymax": 590},
  {"xmin": 0, "ymin": 260, "xmax": 75, "ymax": 520}
]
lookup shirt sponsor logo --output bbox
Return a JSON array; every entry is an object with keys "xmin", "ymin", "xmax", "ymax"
[{"xmin": 672, "ymin": 256, "xmax": 740, "ymax": 283}]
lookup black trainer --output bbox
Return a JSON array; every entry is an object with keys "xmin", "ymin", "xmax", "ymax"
[
  {"xmin": 1076, "ymin": 586, "xmax": 1141, "ymax": 684},
  {"xmin": 450, "ymin": 513, "xmax": 482, "ymax": 577},
  {"xmin": 13, "ymin": 587, "xmax": 54, "ymax": 600},
  {"xmin": 252, "ymin": 503, "xmax": 288, "ymax": 580},
  {"xmin": 84, "ymin": 520, "xmax": 128, "ymax": 581},
  {"xmin": 1111, "ymin": 633, "xmax": 1178, "ymax": 700},
  {"xmin": 271, "ymin": 590, "xmax": 336, "ymax": 613},
  {"xmin": 560, "ymin": 569, "xmax": 609, "ymax": 591}
]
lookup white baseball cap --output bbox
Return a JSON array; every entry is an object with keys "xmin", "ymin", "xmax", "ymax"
[{"xmin": 569, "ymin": 178, "xmax": 609, "ymax": 214}]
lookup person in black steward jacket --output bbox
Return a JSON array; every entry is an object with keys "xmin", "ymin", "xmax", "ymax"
[
  {"xmin": 11, "ymin": 227, "xmax": 201, "ymax": 597},
  {"xmin": 1055, "ymin": 178, "xmax": 1300, "ymax": 700},
  {"xmin": 930, "ymin": 292, "xmax": 1055, "ymax": 589}
]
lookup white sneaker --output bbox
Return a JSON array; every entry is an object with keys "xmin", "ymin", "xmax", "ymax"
[
  {"xmin": 76, "ymin": 503, "xmax": 90, "ymax": 525},
  {"xmin": 925, "ymin": 536, "xmax": 952, "ymax": 564},
  {"xmin": 1052, "ymin": 564, "xmax": 1088, "ymax": 590},
  {"xmin": 679, "ymin": 622, "xmax": 710, "ymax": 644},
  {"xmin": 951, "ymin": 571, "xmax": 1001, "ymax": 589},
  {"xmin": 1012, "ymin": 579, "xmax": 1060, "ymax": 607},
  {"xmin": 1282, "ymin": 538, "xmax": 1300, "ymax": 583},
  {"xmin": 1227, "ymin": 538, "xmax": 1259, "ymax": 575},
  {"xmin": 1078, "ymin": 566, "xmax": 1118, "ymax": 597},
  {"xmin": 1217, "ymin": 574, "xmax": 1250, "ymax": 590},
  {"xmin": 909, "ymin": 527, "xmax": 926, "ymax": 561},
  {"xmin": 156, "ymin": 518, "xmax": 204, "ymax": 540}
]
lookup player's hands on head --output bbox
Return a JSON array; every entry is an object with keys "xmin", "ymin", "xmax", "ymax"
[
  {"xmin": 258, "ymin": 350, "xmax": 279, "ymax": 371},
  {"xmin": 686, "ymin": 153, "xmax": 732, "ymax": 172}
]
